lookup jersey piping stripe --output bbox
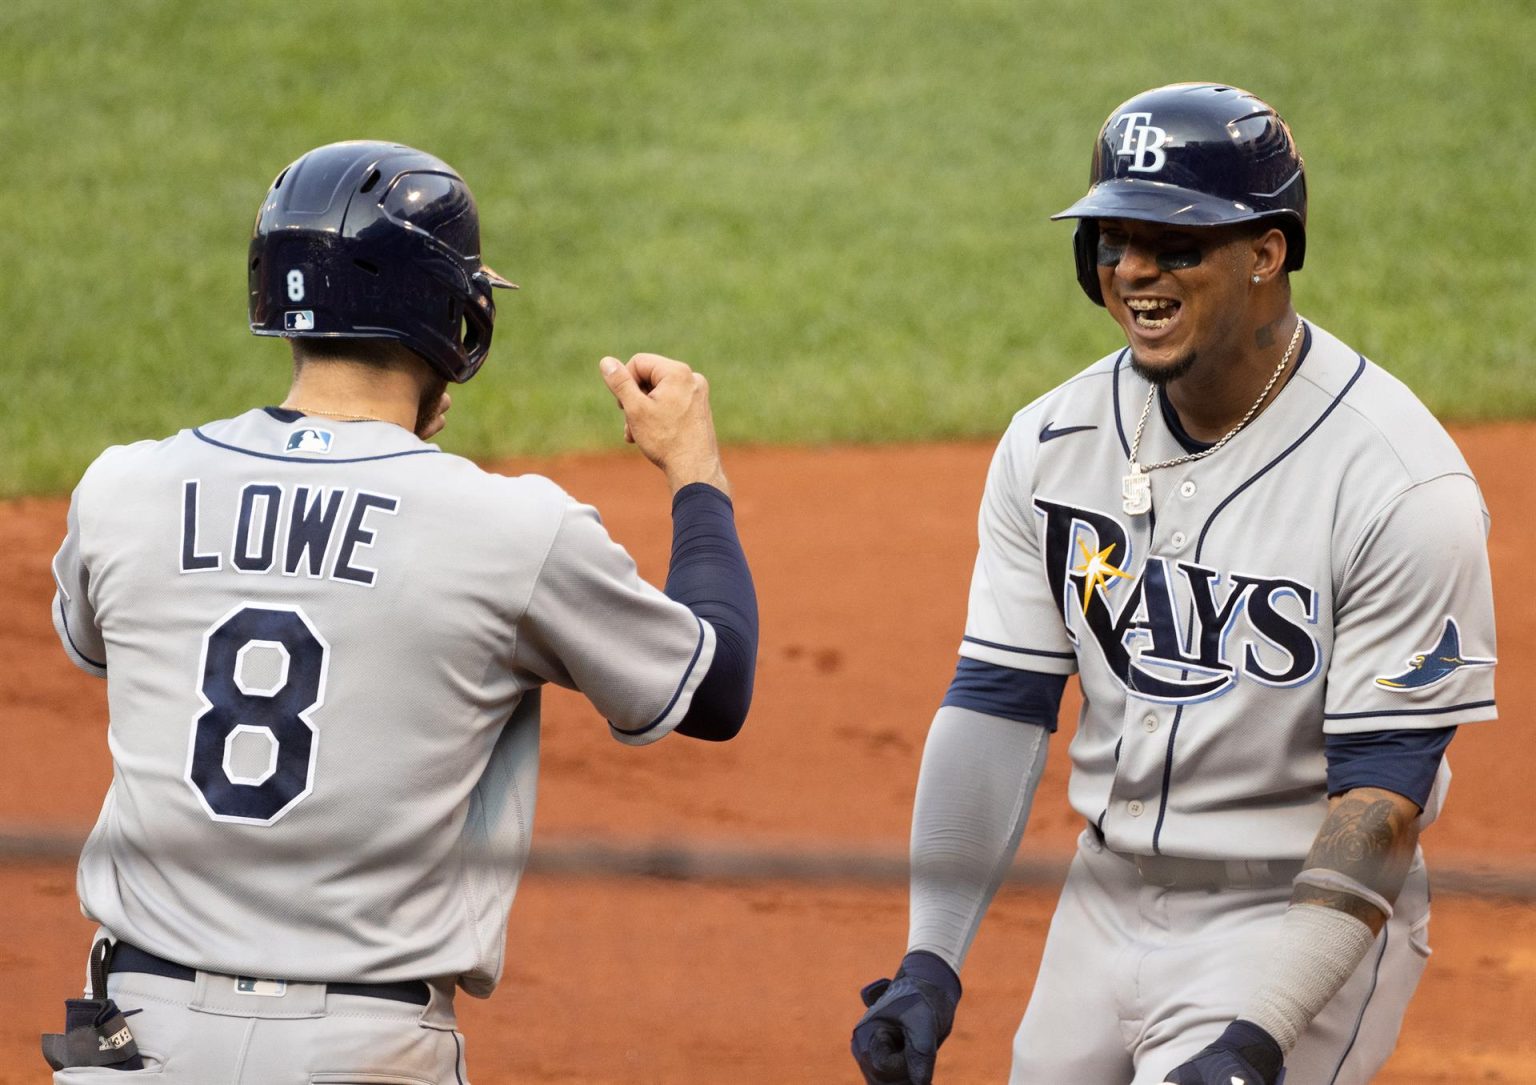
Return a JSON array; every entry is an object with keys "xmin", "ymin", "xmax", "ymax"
[
  {"xmin": 1193, "ymin": 327, "xmax": 1346, "ymax": 559},
  {"xmin": 1154, "ymin": 326, "xmax": 1352, "ymax": 856},
  {"xmin": 452, "ymin": 1031, "xmax": 467, "ymax": 1085},
  {"xmin": 192, "ymin": 428, "xmax": 443, "ymax": 464},
  {"xmin": 1327, "ymin": 924, "xmax": 1391, "ymax": 1083},
  {"xmin": 1109, "ymin": 349, "xmax": 1133, "ymax": 457},
  {"xmin": 611, "ymin": 616, "xmax": 709, "ymax": 737},
  {"xmin": 1150, "ymin": 706, "xmax": 1184, "ymax": 854},
  {"xmin": 1324, "ymin": 699, "xmax": 1495, "ymax": 720},
  {"xmin": 55, "ymin": 596, "xmax": 107, "ymax": 671},
  {"xmin": 960, "ymin": 635, "xmax": 1076, "ymax": 660}
]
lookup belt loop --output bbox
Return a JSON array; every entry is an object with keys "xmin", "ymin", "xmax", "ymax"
[{"xmin": 417, "ymin": 977, "xmax": 459, "ymax": 1031}]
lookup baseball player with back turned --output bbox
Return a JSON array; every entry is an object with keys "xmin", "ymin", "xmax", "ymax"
[
  {"xmin": 851, "ymin": 83, "xmax": 1497, "ymax": 1084},
  {"xmin": 42, "ymin": 140, "xmax": 758, "ymax": 1083}
]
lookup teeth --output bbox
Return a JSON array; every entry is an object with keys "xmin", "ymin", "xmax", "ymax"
[{"xmin": 1126, "ymin": 297, "xmax": 1177, "ymax": 329}]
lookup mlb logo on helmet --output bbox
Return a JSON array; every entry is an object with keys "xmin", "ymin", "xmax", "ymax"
[
  {"xmin": 284, "ymin": 310, "xmax": 316, "ymax": 331},
  {"xmin": 286, "ymin": 428, "xmax": 334, "ymax": 455}
]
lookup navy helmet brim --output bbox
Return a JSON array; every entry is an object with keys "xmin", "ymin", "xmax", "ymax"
[{"xmin": 1051, "ymin": 178, "xmax": 1279, "ymax": 228}]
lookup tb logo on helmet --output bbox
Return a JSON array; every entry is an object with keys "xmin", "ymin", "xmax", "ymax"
[{"xmin": 1115, "ymin": 112, "xmax": 1168, "ymax": 173}]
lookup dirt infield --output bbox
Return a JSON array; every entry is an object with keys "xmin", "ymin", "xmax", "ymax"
[{"xmin": 3, "ymin": 428, "xmax": 1533, "ymax": 1083}]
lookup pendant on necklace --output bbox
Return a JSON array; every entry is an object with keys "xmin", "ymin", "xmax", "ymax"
[{"xmin": 1122, "ymin": 464, "xmax": 1152, "ymax": 515}]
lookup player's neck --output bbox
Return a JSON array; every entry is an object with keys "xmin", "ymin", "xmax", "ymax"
[
  {"xmin": 281, "ymin": 361, "xmax": 424, "ymax": 431},
  {"xmin": 1163, "ymin": 311, "xmax": 1300, "ymax": 443}
]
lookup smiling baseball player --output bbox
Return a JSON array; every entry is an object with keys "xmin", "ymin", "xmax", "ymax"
[
  {"xmin": 44, "ymin": 141, "xmax": 758, "ymax": 1083},
  {"xmin": 851, "ymin": 83, "xmax": 1497, "ymax": 1084}
]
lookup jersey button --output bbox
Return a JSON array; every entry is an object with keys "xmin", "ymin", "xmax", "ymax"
[
  {"xmin": 1142, "ymin": 714, "xmax": 1159, "ymax": 733},
  {"xmin": 1169, "ymin": 531, "xmax": 1187, "ymax": 550},
  {"xmin": 1179, "ymin": 479, "xmax": 1198, "ymax": 498},
  {"xmin": 1127, "ymin": 799, "xmax": 1146, "ymax": 817}
]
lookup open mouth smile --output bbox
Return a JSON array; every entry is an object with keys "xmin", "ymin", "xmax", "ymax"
[{"xmin": 1125, "ymin": 297, "xmax": 1181, "ymax": 330}]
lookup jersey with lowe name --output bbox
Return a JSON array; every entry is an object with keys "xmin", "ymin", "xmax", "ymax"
[
  {"xmin": 960, "ymin": 321, "xmax": 1497, "ymax": 860},
  {"xmin": 51, "ymin": 408, "xmax": 716, "ymax": 996}
]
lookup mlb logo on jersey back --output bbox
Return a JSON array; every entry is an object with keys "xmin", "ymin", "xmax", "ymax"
[{"xmin": 285, "ymin": 428, "xmax": 334, "ymax": 455}]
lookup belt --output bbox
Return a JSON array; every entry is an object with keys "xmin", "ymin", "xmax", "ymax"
[
  {"xmin": 1127, "ymin": 853, "xmax": 1307, "ymax": 891},
  {"xmin": 110, "ymin": 944, "xmax": 431, "ymax": 1006}
]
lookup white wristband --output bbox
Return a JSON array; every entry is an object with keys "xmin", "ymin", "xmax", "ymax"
[
  {"xmin": 1240, "ymin": 902, "xmax": 1377, "ymax": 1054},
  {"xmin": 1293, "ymin": 866, "xmax": 1395, "ymax": 922}
]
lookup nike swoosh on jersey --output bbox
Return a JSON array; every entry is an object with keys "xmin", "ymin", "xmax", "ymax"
[{"xmin": 1039, "ymin": 422, "xmax": 1098, "ymax": 443}]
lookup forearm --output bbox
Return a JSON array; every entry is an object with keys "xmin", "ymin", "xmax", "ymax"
[
  {"xmin": 907, "ymin": 706, "xmax": 1049, "ymax": 970},
  {"xmin": 663, "ymin": 483, "xmax": 757, "ymax": 739},
  {"xmin": 1291, "ymin": 786, "xmax": 1421, "ymax": 932},
  {"xmin": 1240, "ymin": 786, "xmax": 1422, "ymax": 1053}
]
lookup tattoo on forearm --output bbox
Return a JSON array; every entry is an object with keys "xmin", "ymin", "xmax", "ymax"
[
  {"xmin": 1311, "ymin": 798, "xmax": 1397, "ymax": 876},
  {"xmin": 1293, "ymin": 794, "xmax": 1418, "ymax": 928}
]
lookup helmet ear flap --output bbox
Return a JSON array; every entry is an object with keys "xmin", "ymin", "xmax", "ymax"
[{"xmin": 1073, "ymin": 221, "xmax": 1106, "ymax": 306}]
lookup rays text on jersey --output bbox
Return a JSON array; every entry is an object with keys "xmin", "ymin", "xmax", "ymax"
[
  {"xmin": 1036, "ymin": 497, "xmax": 1321, "ymax": 704},
  {"xmin": 180, "ymin": 480, "xmax": 401, "ymax": 586}
]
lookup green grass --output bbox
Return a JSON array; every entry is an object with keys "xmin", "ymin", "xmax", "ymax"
[{"xmin": 4, "ymin": 0, "xmax": 1533, "ymax": 495}]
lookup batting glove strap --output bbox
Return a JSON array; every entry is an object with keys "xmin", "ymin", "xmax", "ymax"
[
  {"xmin": 892, "ymin": 950, "xmax": 962, "ymax": 1001},
  {"xmin": 851, "ymin": 951, "xmax": 962, "ymax": 1085},
  {"xmin": 1161, "ymin": 1020, "xmax": 1284, "ymax": 1085}
]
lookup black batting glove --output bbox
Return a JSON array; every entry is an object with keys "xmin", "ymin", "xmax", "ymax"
[
  {"xmin": 1160, "ymin": 1019, "xmax": 1285, "ymax": 1085},
  {"xmin": 850, "ymin": 950, "xmax": 962, "ymax": 1085}
]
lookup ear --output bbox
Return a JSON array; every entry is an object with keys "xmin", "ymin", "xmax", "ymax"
[{"xmin": 1250, "ymin": 227, "xmax": 1289, "ymax": 281}]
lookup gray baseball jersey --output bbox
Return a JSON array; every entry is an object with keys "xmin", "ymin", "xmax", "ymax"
[
  {"xmin": 51, "ymin": 407, "xmax": 716, "ymax": 996},
  {"xmin": 959, "ymin": 320, "xmax": 1497, "ymax": 859}
]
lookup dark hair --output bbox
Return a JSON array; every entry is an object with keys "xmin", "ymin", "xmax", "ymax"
[{"xmin": 290, "ymin": 337, "xmax": 423, "ymax": 371}]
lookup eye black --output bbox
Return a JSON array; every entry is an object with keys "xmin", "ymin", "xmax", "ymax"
[
  {"xmin": 1096, "ymin": 235, "xmax": 1128, "ymax": 267},
  {"xmin": 1155, "ymin": 248, "xmax": 1203, "ymax": 271},
  {"xmin": 1097, "ymin": 235, "xmax": 1205, "ymax": 271}
]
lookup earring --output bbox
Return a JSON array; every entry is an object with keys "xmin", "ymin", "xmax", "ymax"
[{"xmin": 1251, "ymin": 274, "xmax": 1261, "ymax": 284}]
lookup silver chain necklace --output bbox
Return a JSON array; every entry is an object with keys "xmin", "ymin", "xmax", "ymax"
[{"xmin": 1121, "ymin": 318, "xmax": 1304, "ymax": 515}]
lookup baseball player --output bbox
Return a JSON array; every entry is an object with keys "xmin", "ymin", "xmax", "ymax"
[
  {"xmin": 43, "ymin": 140, "xmax": 759, "ymax": 1083},
  {"xmin": 851, "ymin": 83, "xmax": 1497, "ymax": 1084}
]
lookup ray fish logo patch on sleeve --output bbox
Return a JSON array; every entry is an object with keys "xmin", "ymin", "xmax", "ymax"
[
  {"xmin": 1375, "ymin": 617, "xmax": 1496, "ymax": 690},
  {"xmin": 285, "ymin": 428, "xmax": 334, "ymax": 455}
]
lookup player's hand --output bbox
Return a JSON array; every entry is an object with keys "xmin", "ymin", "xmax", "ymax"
[
  {"xmin": 599, "ymin": 354, "xmax": 729, "ymax": 495},
  {"xmin": 850, "ymin": 951, "xmax": 961, "ymax": 1085},
  {"xmin": 1160, "ymin": 1020, "xmax": 1285, "ymax": 1085}
]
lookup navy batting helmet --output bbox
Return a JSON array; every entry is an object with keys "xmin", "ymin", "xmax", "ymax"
[
  {"xmin": 1052, "ymin": 83, "xmax": 1306, "ymax": 305},
  {"xmin": 249, "ymin": 141, "xmax": 516, "ymax": 383}
]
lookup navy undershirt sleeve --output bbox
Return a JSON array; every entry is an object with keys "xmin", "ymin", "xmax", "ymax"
[
  {"xmin": 1325, "ymin": 726, "xmax": 1456, "ymax": 810},
  {"xmin": 940, "ymin": 657, "xmax": 1066, "ymax": 732},
  {"xmin": 663, "ymin": 483, "xmax": 758, "ymax": 741}
]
